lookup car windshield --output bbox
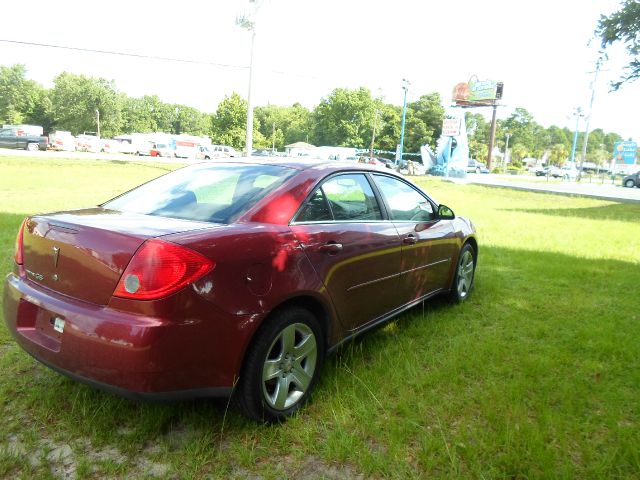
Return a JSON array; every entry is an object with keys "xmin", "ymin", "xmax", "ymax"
[{"xmin": 103, "ymin": 163, "xmax": 296, "ymax": 223}]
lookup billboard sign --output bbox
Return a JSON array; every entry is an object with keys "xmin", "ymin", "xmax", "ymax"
[
  {"xmin": 453, "ymin": 77, "xmax": 503, "ymax": 106},
  {"xmin": 613, "ymin": 141, "xmax": 637, "ymax": 165}
]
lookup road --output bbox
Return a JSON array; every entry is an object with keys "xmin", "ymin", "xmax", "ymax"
[{"xmin": 461, "ymin": 173, "xmax": 640, "ymax": 204}]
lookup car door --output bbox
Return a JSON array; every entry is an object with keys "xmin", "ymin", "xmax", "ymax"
[
  {"xmin": 290, "ymin": 173, "xmax": 402, "ymax": 331},
  {"xmin": 0, "ymin": 129, "xmax": 16, "ymax": 148},
  {"xmin": 371, "ymin": 173, "xmax": 458, "ymax": 302}
]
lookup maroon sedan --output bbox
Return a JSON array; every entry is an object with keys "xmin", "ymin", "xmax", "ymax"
[{"xmin": 4, "ymin": 159, "xmax": 477, "ymax": 421}]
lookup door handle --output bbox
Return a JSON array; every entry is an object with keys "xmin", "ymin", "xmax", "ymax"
[
  {"xmin": 318, "ymin": 242, "xmax": 343, "ymax": 254},
  {"xmin": 403, "ymin": 234, "xmax": 417, "ymax": 245}
]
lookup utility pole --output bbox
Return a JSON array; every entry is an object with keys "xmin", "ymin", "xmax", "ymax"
[
  {"xmin": 569, "ymin": 107, "xmax": 583, "ymax": 163},
  {"xmin": 504, "ymin": 133, "xmax": 511, "ymax": 166},
  {"xmin": 487, "ymin": 104, "xmax": 498, "ymax": 170},
  {"xmin": 370, "ymin": 108, "xmax": 379, "ymax": 160},
  {"xmin": 271, "ymin": 122, "xmax": 276, "ymax": 153},
  {"xmin": 578, "ymin": 59, "xmax": 601, "ymax": 181},
  {"xmin": 398, "ymin": 79, "xmax": 410, "ymax": 166},
  {"xmin": 95, "ymin": 109, "xmax": 100, "ymax": 139},
  {"xmin": 237, "ymin": 0, "xmax": 259, "ymax": 157}
]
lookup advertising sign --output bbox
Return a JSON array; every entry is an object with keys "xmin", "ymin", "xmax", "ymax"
[
  {"xmin": 452, "ymin": 77, "xmax": 503, "ymax": 106},
  {"xmin": 442, "ymin": 117, "xmax": 461, "ymax": 137},
  {"xmin": 613, "ymin": 141, "xmax": 637, "ymax": 165}
]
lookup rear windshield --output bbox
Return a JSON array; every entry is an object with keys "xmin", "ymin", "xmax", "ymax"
[{"xmin": 103, "ymin": 163, "xmax": 296, "ymax": 223}]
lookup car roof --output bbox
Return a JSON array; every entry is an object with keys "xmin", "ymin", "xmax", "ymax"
[{"xmin": 202, "ymin": 156, "xmax": 392, "ymax": 173}]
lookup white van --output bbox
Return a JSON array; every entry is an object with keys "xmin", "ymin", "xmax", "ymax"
[{"xmin": 210, "ymin": 145, "xmax": 239, "ymax": 157}]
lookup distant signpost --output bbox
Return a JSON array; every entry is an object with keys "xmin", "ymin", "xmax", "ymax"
[{"xmin": 613, "ymin": 141, "xmax": 637, "ymax": 166}]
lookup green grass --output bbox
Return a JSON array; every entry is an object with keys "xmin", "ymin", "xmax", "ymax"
[{"xmin": 1, "ymin": 156, "xmax": 639, "ymax": 478}]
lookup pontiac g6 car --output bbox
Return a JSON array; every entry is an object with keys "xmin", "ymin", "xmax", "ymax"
[{"xmin": 4, "ymin": 159, "xmax": 477, "ymax": 421}]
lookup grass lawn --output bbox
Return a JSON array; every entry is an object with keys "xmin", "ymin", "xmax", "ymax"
[{"xmin": 1, "ymin": 156, "xmax": 639, "ymax": 478}]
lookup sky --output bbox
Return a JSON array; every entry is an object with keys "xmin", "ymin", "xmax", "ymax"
[{"xmin": 1, "ymin": 0, "xmax": 638, "ymax": 142}]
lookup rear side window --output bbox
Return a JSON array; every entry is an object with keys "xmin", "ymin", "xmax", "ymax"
[{"xmin": 295, "ymin": 189, "xmax": 332, "ymax": 222}]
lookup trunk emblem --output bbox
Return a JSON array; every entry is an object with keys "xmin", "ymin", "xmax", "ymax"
[{"xmin": 53, "ymin": 247, "xmax": 60, "ymax": 267}]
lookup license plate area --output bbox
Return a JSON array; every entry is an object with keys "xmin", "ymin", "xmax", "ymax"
[
  {"xmin": 35, "ymin": 309, "xmax": 64, "ymax": 340},
  {"xmin": 16, "ymin": 299, "xmax": 64, "ymax": 352}
]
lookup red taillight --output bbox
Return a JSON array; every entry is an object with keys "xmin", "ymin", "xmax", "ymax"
[
  {"xmin": 14, "ymin": 218, "xmax": 27, "ymax": 265},
  {"xmin": 113, "ymin": 240, "xmax": 215, "ymax": 300}
]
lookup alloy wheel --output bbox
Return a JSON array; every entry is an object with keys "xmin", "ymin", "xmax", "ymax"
[
  {"xmin": 261, "ymin": 323, "xmax": 318, "ymax": 410},
  {"xmin": 456, "ymin": 249, "xmax": 475, "ymax": 299}
]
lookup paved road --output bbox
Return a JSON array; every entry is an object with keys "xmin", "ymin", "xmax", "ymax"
[{"xmin": 461, "ymin": 173, "xmax": 640, "ymax": 204}]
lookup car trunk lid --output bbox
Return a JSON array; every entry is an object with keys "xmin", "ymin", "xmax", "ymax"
[{"xmin": 21, "ymin": 208, "xmax": 216, "ymax": 305}]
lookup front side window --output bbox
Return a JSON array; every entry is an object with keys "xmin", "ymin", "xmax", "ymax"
[{"xmin": 372, "ymin": 174, "xmax": 434, "ymax": 222}]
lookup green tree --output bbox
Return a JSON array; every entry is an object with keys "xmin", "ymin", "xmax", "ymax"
[
  {"xmin": 0, "ymin": 64, "xmax": 51, "ymax": 127},
  {"xmin": 549, "ymin": 143, "xmax": 568, "ymax": 166},
  {"xmin": 374, "ymin": 103, "xmax": 401, "ymax": 152},
  {"xmin": 312, "ymin": 87, "xmax": 377, "ymax": 147},
  {"xmin": 405, "ymin": 93, "xmax": 445, "ymax": 150},
  {"xmin": 255, "ymin": 103, "xmax": 312, "ymax": 150},
  {"xmin": 597, "ymin": 0, "xmax": 640, "ymax": 89},
  {"xmin": 172, "ymin": 105, "xmax": 210, "ymax": 136},
  {"xmin": 50, "ymin": 72, "xmax": 123, "ymax": 137},
  {"xmin": 211, "ymin": 92, "xmax": 264, "ymax": 150}
]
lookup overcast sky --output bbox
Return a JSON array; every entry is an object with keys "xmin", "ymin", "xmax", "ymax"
[{"xmin": 1, "ymin": 0, "xmax": 637, "ymax": 141}]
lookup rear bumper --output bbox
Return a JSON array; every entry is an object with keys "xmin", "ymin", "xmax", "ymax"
[{"xmin": 3, "ymin": 272, "xmax": 258, "ymax": 398}]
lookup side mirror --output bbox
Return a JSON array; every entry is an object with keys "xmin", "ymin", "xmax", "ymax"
[{"xmin": 437, "ymin": 204, "xmax": 455, "ymax": 220}]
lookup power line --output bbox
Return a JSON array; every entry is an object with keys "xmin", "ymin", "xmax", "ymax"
[
  {"xmin": 0, "ymin": 38, "xmax": 321, "ymax": 80},
  {"xmin": 0, "ymin": 38, "xmax": 247, "ymax": 70}
]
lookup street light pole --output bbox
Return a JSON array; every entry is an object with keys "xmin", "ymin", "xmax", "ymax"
[
  {"xmin": 398, "ymin": 79, "xmax": 410, "ymax": 166},
  {"xmin": 578, "ymin": 59, "xmax": 601, "ymax": 181},
  {"xmin": 95, "ymin": 109, "xmax": 100, "ymax": 139},
  {"xmin": 245, "ymin": 27, "xmax": 256, "ymax": 156},
  {"xmin": 569, "ymin": 107, "xmax": 583, "ymax": 164}
]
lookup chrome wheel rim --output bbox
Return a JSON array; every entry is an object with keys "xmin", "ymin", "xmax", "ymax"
[
  {"xmin": 262, "ymin": 323, "xmax": 317, "ymax": 411},
  {"xmin": 456, "ymin": 250, "xmax": 474, "ymax": 299}
]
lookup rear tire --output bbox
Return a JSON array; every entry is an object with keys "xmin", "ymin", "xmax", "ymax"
[
  {"xmin": 625, "ymin": 179, "xmax": 635, "ymax": 188},
  {"xmin": 448, "ymin": 243, "xmax": 476, "ymax": 303},
  {"xmin": 234, "ymin": 306, "xmax": 324, "ymax": 422},
  {"xmin": 26, "ymin": 143, "xmax": 39, "ymax": 152}
]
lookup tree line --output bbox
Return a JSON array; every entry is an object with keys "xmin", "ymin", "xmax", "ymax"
[{"xmin": 0, "ymin": 63, "xmax": 625, "ymax": 166}]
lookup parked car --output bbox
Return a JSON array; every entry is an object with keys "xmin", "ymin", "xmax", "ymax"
[
  {"xmin": 149, "ymin": 143, "xmax": 175, "ymax": 158},
  {"xmin": 195, "ymin": 145, "xmax": 227, "ymax": 160},
  {"xmin": 4, "ymin": 159, "xmax": 477, "ymax": 422},
  {"xmin": 210, "ymin": 145, "xmax": 239, "ymax": 157},
  {"xmin": 560, "ymin": 165, "xmax": 579, "ymax": 180},
  {"xmin": 467, "ymin": 159, "xmax": 487, "ymax": 174},
  {"xmin": 622, "ymin": 171, "xmax": 639, "ymax": 188}
]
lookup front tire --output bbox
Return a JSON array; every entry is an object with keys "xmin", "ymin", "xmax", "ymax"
[
  {"xmin": 625, "ymin": 179, "xmax": 636, "ymax": 188},
  {"xmin": 234, "ymin": 306, "xmax": 324, "ymax": 422},
  {"xmin": 448, "ymin": 243, "xmax": 476, "ymax": 303}
]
